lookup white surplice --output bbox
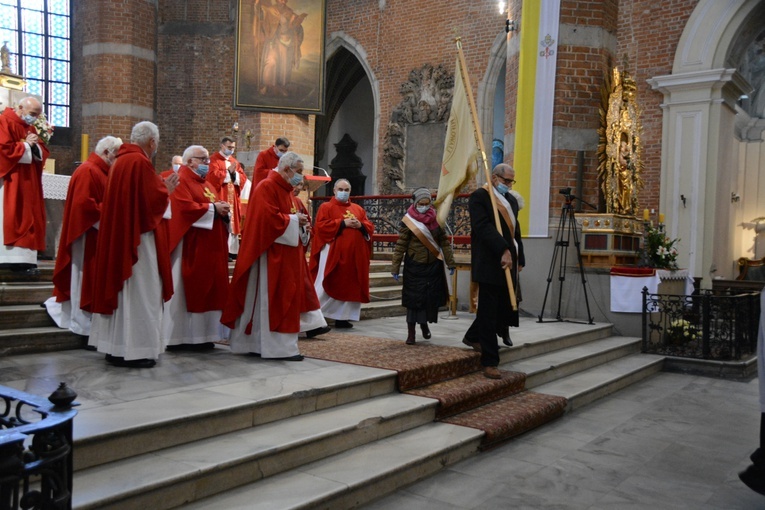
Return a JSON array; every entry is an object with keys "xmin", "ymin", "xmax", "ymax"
[
  {"xmin": 313, "ymin": 244, "xmax": 361, "ymax": 321},
  {"xmin": 44, "ymin": 235, "xmax": 92, "ymax": 336}
]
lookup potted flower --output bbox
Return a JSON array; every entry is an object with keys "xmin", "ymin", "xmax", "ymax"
[
  {"xmin": 646, "ymin": 226, "xmax": 679, "ymax": 270},
  {"xmin": 664, "ymin": 318, "xmax": 697, "ymax": 346},
  {"xmin": 32, "ymin": 112, "xmax": 54, "ymax": 145}
]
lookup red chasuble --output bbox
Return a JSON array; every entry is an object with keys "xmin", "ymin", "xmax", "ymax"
[
  {"xmin": 253, "ymin": 146, "xmax": 280, "ymax": 185},
  {"xmin": 292, "ymin": 194, "xmax": 321, "ymax": 312},
  {"xmin": 221, "ymin": 171, "xmax": 304, "ymax": 332},
  {"xmin": 167, "ymin": 166, "xmax": 229, "ymax": 313},
  {"xmin": 89, "ymin": 144, "xmax": 173, "ymax": 314},
  {"xmin": 51, "ymin": 153, "xmax": 109, "ymax": 309},
  {"xmin": 206, "ymin": 152, "xmax": 247, "ymax": 236},
  {"xmin": 309, "ymin": 197, "xmax": 374, "ymax": 303},
  {"xmin": 0, "ymin": 107, "xmax": 49, "ymax": 250}
]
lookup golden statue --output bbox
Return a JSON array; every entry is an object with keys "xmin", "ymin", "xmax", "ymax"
[{"xmin": 597, "ymin": 63, "xmax": 644, "ymax": 215}]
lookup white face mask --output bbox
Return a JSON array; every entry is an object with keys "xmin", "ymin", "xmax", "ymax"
[
  {"xmin": 336, "ymin": 190, "xmax": 350, "ymax": 203},
  {"xmin": 172, "ymin": 164, "xmax": 180, "ymax": 172},
  {"xmin": 416, "ymin": 205, "xmax": 430, "ymax": 214}
]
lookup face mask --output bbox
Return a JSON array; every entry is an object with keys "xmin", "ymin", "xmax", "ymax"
[
  {"xmin": 496, "ymin": 182, "xmax": 509, "ymax": 195},
  {"xmin": 276, "ymin": 149, "xmax": 285, "ymax": 158},
  {"xmin": 22, "ymin": 114, "xmax": 36, "ymax": 125},
  {"xmin": 172, "ymin": 164, "xmax": 180, "ymax": 172},
  {"xmin": 289, "ymin": 172, "xmax": 303, "ymax": 186},
  {"xmin": 336, "ymin": 191, "xmax": 350, "ymax": 202},
  {"xmin": 222, "ymin": 149, "xmax": 234, "ymax": 157},
  {"xmin": 196, "ymin": 164, "xmax": 209, "ymax": 179},
  {"xmin": 416, "ymin": 205, "xmax": 430, "ymax": 214}
]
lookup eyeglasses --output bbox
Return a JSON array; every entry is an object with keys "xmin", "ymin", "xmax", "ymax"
[
  {"xmin": 191, "ymin": 156, "xmax": 210, "ymax": 163},
  {"xmin": 496, "ymin": 175, "xmax": 516, "ymax": 185}
]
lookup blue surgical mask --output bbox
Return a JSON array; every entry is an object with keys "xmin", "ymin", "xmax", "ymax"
[
  {"xmin": 496, "ymin": 182, "xmax": 509, "ymax": 195},
  {"xmin": 196, "ymin": 164, "xmax": 209, "ymax": 179},
  {"xmin": 289, "ymin": 172, "xmax": 303, "ymax": 186},
  {"xmin": 172, "ymin": 164, "xmax": 180, "ymax": 172},
  {"xmin": 416, "ymin": 205, "xmax": 430, "ymax": 214},
  {"xmin": 22, "ymin": 114, "xmax": 36, "ymax": 125},
  {"xmin": 222, "ymin": 149, "xmax": 234, "ymax": 157},
  {"xmin": 336, "ymin": 191, "xmax": 350, "ymax": 202},
  {"xmin": 276, "ymin": 149, "xmax": 285, "ymax": 158}
]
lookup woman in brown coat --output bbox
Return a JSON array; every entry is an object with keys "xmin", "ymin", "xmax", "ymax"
[{"xmin": 391, "ymin": 187, "xmax": 455, "ymax": 344}]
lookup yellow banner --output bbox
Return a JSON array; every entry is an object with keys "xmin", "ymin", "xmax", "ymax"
[{"xmin": 435, "ymin": 56, "xmax": 479, "ymax": 227}]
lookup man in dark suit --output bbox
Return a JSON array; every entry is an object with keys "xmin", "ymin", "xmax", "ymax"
[{"xmin": 463, "ymin": 164, "xmax": 525, "ymax": 379}]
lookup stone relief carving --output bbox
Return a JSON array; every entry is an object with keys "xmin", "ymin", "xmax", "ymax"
[{"xmin": 380, "ymin": 63, "xmax": 454, "ymax": 194}]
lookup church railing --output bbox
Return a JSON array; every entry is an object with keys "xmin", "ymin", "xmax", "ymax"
[
  {"xmin": 310, "ymin": 193, "xmax": 472, "ymax": 252},
  {"xmin": 0, "ymin": 384, "xmax": 78, "ymax": 510},
  {"xmin": 641, "ymin": 288, "xmax": 759, "ymax": 361}
]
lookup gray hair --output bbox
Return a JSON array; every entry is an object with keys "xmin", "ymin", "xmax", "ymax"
[
  {"xmin": 95, "ymin": 136, "xmax": 123, "ymax": 156},
  {"xmin": 182, "ymin": 145, "xmax": 208, "ymax": 164},
  {"xmin": 334, "ymin": 178, "xmax": 351, "ymax": 190},
  {"xmin": 277, "ymin": 151, "xmax": 303, "ymax": 171},
  {"xmin": 492, "ymin": 163, "xmax": 513, "ymax": 176},
  {"xmin": 130, "ymin": 121, "xmax": 159, "ymax": 145}
]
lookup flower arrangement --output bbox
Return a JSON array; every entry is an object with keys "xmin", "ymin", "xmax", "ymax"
[
  {"xmin": 32, "ymin": 112, "xmax": 54, "ymax": 145},
  {"xmin": 665, "ymin": 318, "xmax": 697, "ymax": 345},
  {"xmin": 645, "ymin": 226, "xmax": 679, "ymax": 269}
]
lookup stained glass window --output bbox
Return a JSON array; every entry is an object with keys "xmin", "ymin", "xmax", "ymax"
[{"xmin": 3, "ymin": 1, "xmax": 70, "ymax": 127}]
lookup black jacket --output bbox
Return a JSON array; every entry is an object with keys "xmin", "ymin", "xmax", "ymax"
[{"xmin": 468, "ymin": 187, "xmax": 525, "ymax": 285}]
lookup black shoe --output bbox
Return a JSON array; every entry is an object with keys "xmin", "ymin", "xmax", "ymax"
[
  {"xmin": 84, "ymin": 345, "xmax": 97, "ymax": 351},
  {"xmin": 462, "ymin": 337, "xmax": 481, "ymax": 352},
  {"xmin": 334, "ymin": 320, "xmax": 353, "ymax": 329},
  {"xmin": 420, "ymin": 323, "xmax": 431, "ymax": 339},
  {"xmin": 106, "ymin": 355, "xmax": 156, "ymax": 368},
  {"xmin": 248, "ymin": 352, "xmax": 262, "ymax": 357},
  {"xmin": 501, "ymin": 333, "xmax": 513, "ymax": 347},
  {"xmin": 271, "ymin": 354, "xmax": 304, "ymax": 361},
  {"xmin": 306, "ymin": 326, "xmax": 331, "ymax": 338},
  {"xmin": 739, "ymin": 464, "xmax": 765, "ymax": 496},
  {"xmin": 166, "ymin": 342, "xmax": 215, "ymax": 351}
]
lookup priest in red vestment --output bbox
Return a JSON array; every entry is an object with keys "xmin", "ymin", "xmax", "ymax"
[
  {"xmin": 253, "ymin": 137, "xmax": 290, "ymax": 185},
  {"xmin": 162, "ymin": 145, "xmax": 231, "ymax": 351},
  {"xmin": 309, "ymin": 178, "xmax": 374, "ymax": 328},
  {"xmin": 221, "ymin": 151, "xmax": 309, "ymax": 361},
  {"xmin": 160, "ymin": 154, "xmax": 182, "ymax": 179},
  {"xmin": 206, "ymin": 136, "xmax": 247, "ymax": 258},
  {"xmin": 89, "ymin": 121, "xmax": 179, "ymax": 369},
  {"xmin": 44, "ymin": 136, "xmax": 123, "ymax": 338},
  {"xmin": 0, "ymin": 96, "xmax": 49, "ymax": 272}
]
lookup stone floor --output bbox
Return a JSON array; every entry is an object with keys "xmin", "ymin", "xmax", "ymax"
[{"xmin": 2, "ymin": 311, "xmax": 764, "ymax": 509}]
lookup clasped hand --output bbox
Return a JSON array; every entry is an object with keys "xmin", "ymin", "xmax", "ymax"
[
  {"xmin": 214, "ymin": 201, "xmax": 231, "ymax": 216},
  {"xmin": 344, "ymin": 217, "xmax": 361, "ymax": 229}
]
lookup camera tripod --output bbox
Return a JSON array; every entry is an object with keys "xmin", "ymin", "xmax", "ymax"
[{"xmin": 538, "ymin": 190, "xmax": 594, "ymax": 324}]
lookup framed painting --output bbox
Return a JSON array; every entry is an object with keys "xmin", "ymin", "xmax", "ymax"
[{"xmin": 234, "ymin": 0, "xmax": 327, "ymax": 114}]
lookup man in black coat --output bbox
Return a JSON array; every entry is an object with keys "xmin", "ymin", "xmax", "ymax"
[{"xmin": 463, "ymin": 163, "xmax": 525, "ymax": 379}]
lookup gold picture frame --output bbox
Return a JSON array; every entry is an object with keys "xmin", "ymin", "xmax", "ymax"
[{"xmin": 234, "ymin": 0, "xmax": 327, "ymax": 114}]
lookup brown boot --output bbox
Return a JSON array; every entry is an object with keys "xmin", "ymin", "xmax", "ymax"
[
  {"xmin": 483, "ymin": 366, "xmax": 501, "ymax": 379},
  {"xmin": 406, "ymin": 322, "xmax": 416, "ymax": 345}
]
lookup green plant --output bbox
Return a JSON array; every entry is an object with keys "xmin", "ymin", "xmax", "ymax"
[
  {"xmin": 665, "ymin": 318, "xmax": 697, "ymax": 345},
  {"xmin": 646, "ymin": 226, "xmax": 679, "ymax": 269}
]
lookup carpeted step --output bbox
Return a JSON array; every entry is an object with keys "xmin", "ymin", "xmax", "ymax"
[
  {"xmin": 300, "ymin": 333, "xmax": 481, "ymax": 390},
  {"xmin": 441, "ymin": 389, "xmax": 568, "ymax": 449},
  {"xmin": 406, "ymin": 370, "xmax": 526, "ymax": 419}
]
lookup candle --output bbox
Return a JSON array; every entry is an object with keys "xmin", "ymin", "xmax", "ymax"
[
  {"xmin": 643, "ymin": 209, "xmax": 649, "ymax": 221},
  {"xmin": 659, "ymin": 213, "xmax": 665, "ymax": 224},
  {"xmin": 80, "ymin": 134, "xmax": 89, "ymax": 162}
]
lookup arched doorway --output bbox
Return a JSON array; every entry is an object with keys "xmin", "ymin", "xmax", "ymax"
[{"xmin": 314, "ymin": 42, "xmax": 376, "ymax": 196}]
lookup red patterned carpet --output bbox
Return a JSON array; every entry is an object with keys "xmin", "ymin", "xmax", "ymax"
[{"xmin": 299, "ymin": 333, "xmax": 568, "ymax": 447}]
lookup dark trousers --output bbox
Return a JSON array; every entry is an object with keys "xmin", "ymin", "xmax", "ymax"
[{"xmin": 465, "ymin": 281, "xmax": 510, "ymax": 367}]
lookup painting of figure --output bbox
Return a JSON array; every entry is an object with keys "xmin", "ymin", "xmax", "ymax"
[{"xmin": 235, "ymin": 0, "xmax": 326, "ymax": 114}]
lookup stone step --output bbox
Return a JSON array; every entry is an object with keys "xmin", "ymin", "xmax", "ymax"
[
  {"xmin": 368, "ymin": 284, "xmax": 403, "ymax": 302},
  {"xmin": 0, "ymin": 304, "xmax": 57, "ymax": 329},
  {"xmin": 531, "ymin": 353, "xmax": 665, "ymax": 412},
  {"xmin": 497, "ymin": 321, "xmax": 614, "ymax": 365},
  {"xmin": 360, "ymin": 299, "xmax": 406, "ymax": 319},
  {"xmin": 72, "ymin": 393, "xmax": 442, "ymax": 510},
  {"xmin": 0, "ymin": 263, "xmax": 54, "ymax": 283},
  {"xmin": 369, "ymin": 272, "xmax": 402, "ymax": 289},
  {"xmin": 508, "ymin": 335, "xmax": 643, "ymax": 389},
  {"xmin": 179, "ymin": 422, "xmax": 483, "ymax": 510},
  {"xmin": 0, "ymin": 326, "xmax": 85, "ymax": 356},
  {"xmin": 0, "ymin": 282, "xmax": 53, "ymax": 306},
  {"xmin": 74, "ymin": 362, "xmax": 398, "ymax": 471}
]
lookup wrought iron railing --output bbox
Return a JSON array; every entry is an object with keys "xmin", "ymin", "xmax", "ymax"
[
  {"xmin": 641, "ymin": 288, "xmax": 759, "ymax": 360},
  {"xmin": 311, "ymin": 193, "xmax": 472, "ymax": 252},
  {"xmin": 0, "ymin": 384, "xmax": 78, "ymax": 510}
]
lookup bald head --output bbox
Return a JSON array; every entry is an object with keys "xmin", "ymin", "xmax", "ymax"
[{"xmin": 16, "ymin": 97, "xmax": 42, "ymax": 124}]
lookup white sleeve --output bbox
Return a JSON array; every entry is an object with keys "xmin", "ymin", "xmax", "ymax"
[
  {"xmin": 274, "ymin": 214, "xmax": 299, "ymax": 247},
  {"xmin": 191, "ymin": 204, "xmax": 215, "ymax": 230},
  {"xmin": 18, "ymin": 143, "xmax": 33, "ymax": 164}
]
